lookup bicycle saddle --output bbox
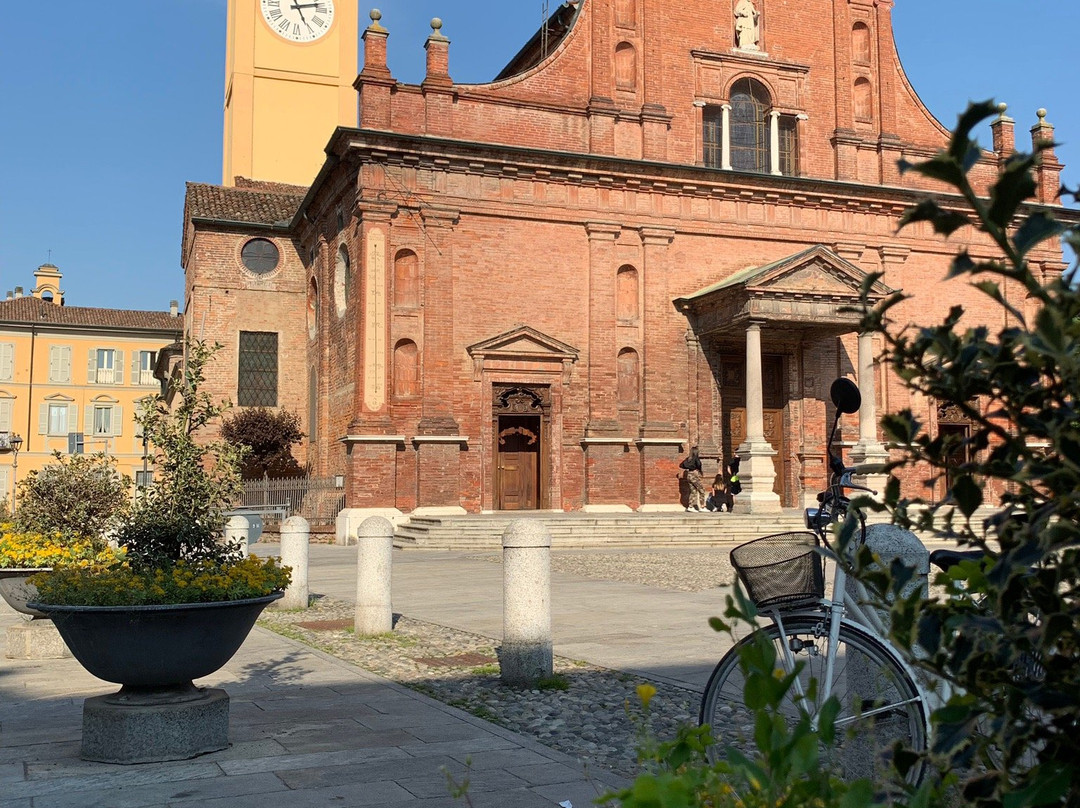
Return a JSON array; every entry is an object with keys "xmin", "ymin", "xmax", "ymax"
[{"xmin": 929, "ymin": 548, "xmax": 986, "ymax": 572}]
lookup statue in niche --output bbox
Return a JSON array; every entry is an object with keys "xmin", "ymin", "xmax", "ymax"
[{"xmin": 734, "ymin": 0, "xmax": 760, "ymax": 50}]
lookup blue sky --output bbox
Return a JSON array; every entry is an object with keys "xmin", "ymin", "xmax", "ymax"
[{"xmin": 1, "ymin": 1, "xmax": 1076, "ymax": 312}]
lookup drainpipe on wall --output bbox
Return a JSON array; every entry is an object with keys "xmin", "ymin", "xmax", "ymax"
[{"xmin": 24, "ymin": 324, "xmax": 36, "ymax": 453}]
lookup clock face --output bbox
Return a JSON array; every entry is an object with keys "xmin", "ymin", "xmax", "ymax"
[{"xmin": 260, "ymin": 0, "xmax": 335, "ymax": 43}]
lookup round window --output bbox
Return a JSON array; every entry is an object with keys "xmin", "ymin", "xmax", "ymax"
[{"xmin": 240, "ymin": 238, "xmax": 280, "ymax": 275}]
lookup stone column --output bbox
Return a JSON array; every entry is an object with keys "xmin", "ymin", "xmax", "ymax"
[
  {"xmin": 850, "ymin": 332, "xmax": 890, "ymax": 496},
  {"xmin": 355, "ymin": 516, "xmax": 394, "ymax": 635},
  {"xmin": 500, "ymin": 520, "xmax": 553, "ymax": 687},
  {"xmin": 277, "ymin": 516, "xmax": 310, "ymax": 610},
  {"xmin": 769, "ymin": 111, "xmax": 782, "ymax": 175},
  {"xmin": 736, "ymin": 321, "xmax": 781, "ymax": 513},
  {"xmin": 721, "ymin": 104, "xmax": 733, "ymax": 170}
]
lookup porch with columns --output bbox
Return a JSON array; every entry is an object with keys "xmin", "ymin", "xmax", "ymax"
[{"xmin": 674, "ymin": 245, "xmax": 894, "ymax": 513}]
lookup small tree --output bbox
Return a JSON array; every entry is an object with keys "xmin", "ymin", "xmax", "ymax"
[
  {"xmin": 14, "ymin": 452, "xmax": 131, "ymax": 546},
  {"xmin": 220, "ymin": 407, "xmax": 305, "ymax": 479},
  {"xmin": 115, "ymin": 339, "xmax": 246, "ymax": 570},
  {"xmin": 855, "ymin": 101, "xmax": 1080, "ymax": 807}
]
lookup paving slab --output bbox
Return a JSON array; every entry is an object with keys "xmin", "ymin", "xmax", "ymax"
[{"xmin": 0, "ymin": 606, "xmax": 623, "ymax": 808}]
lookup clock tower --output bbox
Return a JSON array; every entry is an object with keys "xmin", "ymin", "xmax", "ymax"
[{"xmin": 223, "ymin": 0, "xmax": 358, "ymax": 187}]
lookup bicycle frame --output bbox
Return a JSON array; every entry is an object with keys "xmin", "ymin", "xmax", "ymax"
[{"xmin": 765, "ymin": 378, "xmax": 937, "ymax": 732}]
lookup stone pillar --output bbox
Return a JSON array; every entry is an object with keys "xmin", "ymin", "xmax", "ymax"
[
  {"xmin": 277, "ymin": 516, "xmax": 309, "ymax": 610},
  {"xmin": 224, "ymin": 515, "xmax": 250, "ymax": 558},
  {"xmin": 1030, "ymin": 109, "xmax": 1063, "ymax": 204},
  {"xmin": 357, "ymin": 11, "xmax": 394, "ymax": 130},
  {"xmin": 355, "ymin": 516, "xmax": 394, "ymax": 635},
  {"xmin": 585, "ymin": 221, "xmax": 623, "ymax": 437},
  {"xmin": 850, "ymin": 332, "xmax": 890, "ymax": 496},
  {"xmin": 721, "ymin": 104, "xmax": 733, "ymax": 170},
  {"xmin": 990, "ymin": 103, "xmax": 1016, "ymax": 172},
  {"xmin": 736, "ymin": 321, "xmax": 781, "ymax": 513},
  {"xmin": 769, "ymin": 111, "xmax": 782, "ymax": 175},
  {"xmin": 500, "ymin": 520, "xmax": 553, "ymax": 687}
]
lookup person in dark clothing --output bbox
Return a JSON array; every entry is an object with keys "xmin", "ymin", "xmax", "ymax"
[
  {"xmin": 725, "ymin": 456, "xmax": 741, "ymax": 512},
  {"xmin": 679, "ymin": 445, "xmax": 706, "ymax": 511},
  {"xmin": 705, "ymin": 472, "xmax": 726, "ymax": 512}
]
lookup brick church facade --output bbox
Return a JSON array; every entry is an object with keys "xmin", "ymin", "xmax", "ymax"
[{"xmin": 182, "ymin": 0, "xmax": 1069, "ymax": 531}]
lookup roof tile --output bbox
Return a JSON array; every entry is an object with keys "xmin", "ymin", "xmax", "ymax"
[{"xmin": 0, "ymin": 296, "xmax": 183, "ymax": 332}]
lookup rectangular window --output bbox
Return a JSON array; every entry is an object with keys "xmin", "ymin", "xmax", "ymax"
[
  {"xmin": 703, "ymin": 107, "xmax": 723, "ymax": 169},
  {"xmin": 92, "ymin": 405, "xmax": 112, "ymax": 436},
  {"xmin": 0, "ymin": 398, "xmax": 12, "ymax": 431},
  {"xmin": 139, "ymin": 350, "xmax": 157, "ymax": 386},
  {"xmin": 48, "ymin": 403, "xmax": 68, "ymax": 436},
  {"xmin": 0, "ymin": 343, "xmax": 13, "ymax": 381},
  {"xmin": 779, "ymin": 115, "xmax": 799, "ymax": 177},
  {"xmin": 135, "ymin": 470, "xmax": 154, "ymax": 489},
  {"xmin": 95, "ymin": 349, "xmax": 116, "ymax": 384},
  {"xmin": 49, "ymin": 346, "xmax": 72, "ymax": 383},
  {"xmin": 238, "ymin": 331, "xmax": 278, "ymax": 407}
]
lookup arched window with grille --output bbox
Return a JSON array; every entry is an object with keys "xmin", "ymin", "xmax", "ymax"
[{"xmin": 730, "ymin": 78, "xmax": 771, "ymax": 173}]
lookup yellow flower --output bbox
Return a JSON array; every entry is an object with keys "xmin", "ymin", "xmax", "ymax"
[{"xmin": 636, "ymin": 683, "xmax": 657, "ymax": 709}]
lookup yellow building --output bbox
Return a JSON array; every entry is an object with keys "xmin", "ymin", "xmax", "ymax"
[
  {"xmin": 0, "ymin": 265, "xmax": 182, "ymax": 509},
  {"xmin": 222, "ymin": 0, "xmax": 357, "ymax": 187}
]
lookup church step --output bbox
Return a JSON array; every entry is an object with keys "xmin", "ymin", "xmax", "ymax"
[{"xmin": 393, "ymin": 512, "xmax": 810, "ymax": 550}]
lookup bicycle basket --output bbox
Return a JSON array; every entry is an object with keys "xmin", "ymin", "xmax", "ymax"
[{"xmin": 730, "ymin": 531, "xmax": 825, "ymax": 608}]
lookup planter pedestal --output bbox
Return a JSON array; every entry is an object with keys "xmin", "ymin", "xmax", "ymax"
[
  {"xmin": 82, "ymin": 686, "xmax": 229, "ymax": 764},
  {"xmin": 5, "ymin": 619, "xmax": 72, "ymax": 659}
]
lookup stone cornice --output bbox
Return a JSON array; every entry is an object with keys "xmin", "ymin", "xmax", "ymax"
[{"xmin": 302, "ymin": 130, "xmax": 1080, "ymax": 239}]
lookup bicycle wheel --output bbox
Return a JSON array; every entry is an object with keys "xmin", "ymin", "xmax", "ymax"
[{"xmin": 700, "ymin": 614, "xmax": 927, "ymax": 784}]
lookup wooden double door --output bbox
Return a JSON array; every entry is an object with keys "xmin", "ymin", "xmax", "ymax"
[
  {"xmin": 496, "ymin": 414, "xmax": 542, "ymax": 510},
  {"xmin": 720, "ymin": 354, "xmax": 787, "ymax": 503}
]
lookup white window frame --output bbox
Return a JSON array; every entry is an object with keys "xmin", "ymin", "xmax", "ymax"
[
  {"xmin": 48, "ymin": 402, "xmax": 68, "ymax": 436},
  {"xmin": 139, "ymin": 350, "xmax": 157, "ymax": 386},
  {"xmin": 92, "ymin": 405, "xmax": 113, "ymax": 436},
  {"xmin": 95, "ymin": 349, "xmax": 116, "ymax": 384}
]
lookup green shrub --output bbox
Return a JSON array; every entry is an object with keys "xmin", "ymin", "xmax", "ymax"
[
  {"xmin": 854, "ymin": 100, "xmax": 1080, "ymax": 808},
  {"xmin": 115, "ymin": 339, "xmax": 246, "ymax": 571},
  {"xmin": 14, "ymin": 452, "xmax": 130, "ymax": 546},
  {"xmin": 605, "ymin": 590, "xmax": 874, "ymax": 808}
]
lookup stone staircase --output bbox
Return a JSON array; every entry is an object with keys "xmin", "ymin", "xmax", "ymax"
[{"xmin": 394, "ymin": 510, "xmax": 811, "ymax": 550}]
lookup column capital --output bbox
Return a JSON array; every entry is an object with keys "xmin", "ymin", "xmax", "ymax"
[
  {"xmin": 639, "ymin": 226, "xmax": 675, "ymax": 246},
  {"xmin": 585, "ymin": 221, "xmax": 623, "ymax": 240}
]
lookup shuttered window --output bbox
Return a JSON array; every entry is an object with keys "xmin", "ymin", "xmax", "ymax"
[
  {"xmin": 49, "ymin": 346, "xmax": 72, "ymax": 383},
  {"xmin": 0, "ymin": 343, "xmax": 13, "ymax": 381}
]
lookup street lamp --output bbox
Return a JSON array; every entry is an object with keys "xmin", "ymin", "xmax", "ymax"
[{"xmin": 9, "ymin": 433, "xmax": 22, "ymax": 515}]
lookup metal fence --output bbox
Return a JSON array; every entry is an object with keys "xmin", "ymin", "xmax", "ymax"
[{"xmin": 237, "ymin": 475, "xmax": 345, "ymax": 525}]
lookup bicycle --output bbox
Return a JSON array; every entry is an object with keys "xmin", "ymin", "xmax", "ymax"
[{"xmin": 699, "ymin": 378, "xmax": 931, "ymax": 784}]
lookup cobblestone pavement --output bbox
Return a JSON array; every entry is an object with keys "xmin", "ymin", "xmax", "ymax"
[
  {"xmin": 257, "ymin": 551, "xmax": 739, "ymax": 780},
  {"xmin": 259, "ymin": 598, "xmax": 700, "ymax": 780}
]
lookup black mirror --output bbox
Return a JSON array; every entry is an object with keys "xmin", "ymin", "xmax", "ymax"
[{"xmin": 830, "ymin": 378, "xmax": 861, "ymax": 415}]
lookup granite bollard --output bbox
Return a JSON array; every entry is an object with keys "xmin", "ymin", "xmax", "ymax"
[
  {"xmin": 224, "ymin": 514, "xmax": 250, "ymax": 557},
  {"xmin": 500, "ymin": 519, "xmax": 553, "ymax": 687},
  {"xmin": 355, "ymin": 516, "xmax": 394, "ymax": 635},
  {"xmin": 276, "ymin": 516, "xmax": 309, "ymax": 609}
]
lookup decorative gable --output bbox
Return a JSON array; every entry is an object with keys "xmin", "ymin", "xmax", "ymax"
[
  {"xmin": 674, "ymin": 245, "xmax": 896, "ymax": 337},
  {"xmin": 466, "ymin": 325, "xmax": 579, "ymax": 382}
]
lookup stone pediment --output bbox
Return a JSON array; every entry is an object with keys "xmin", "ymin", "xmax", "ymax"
[
  {"xmin": 467, "ymin": 324, "xmax": 579, "ymax": 381},
  {"xmin": 673, "ymin": 245, "xmax": 896, "ymax": 337}
]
